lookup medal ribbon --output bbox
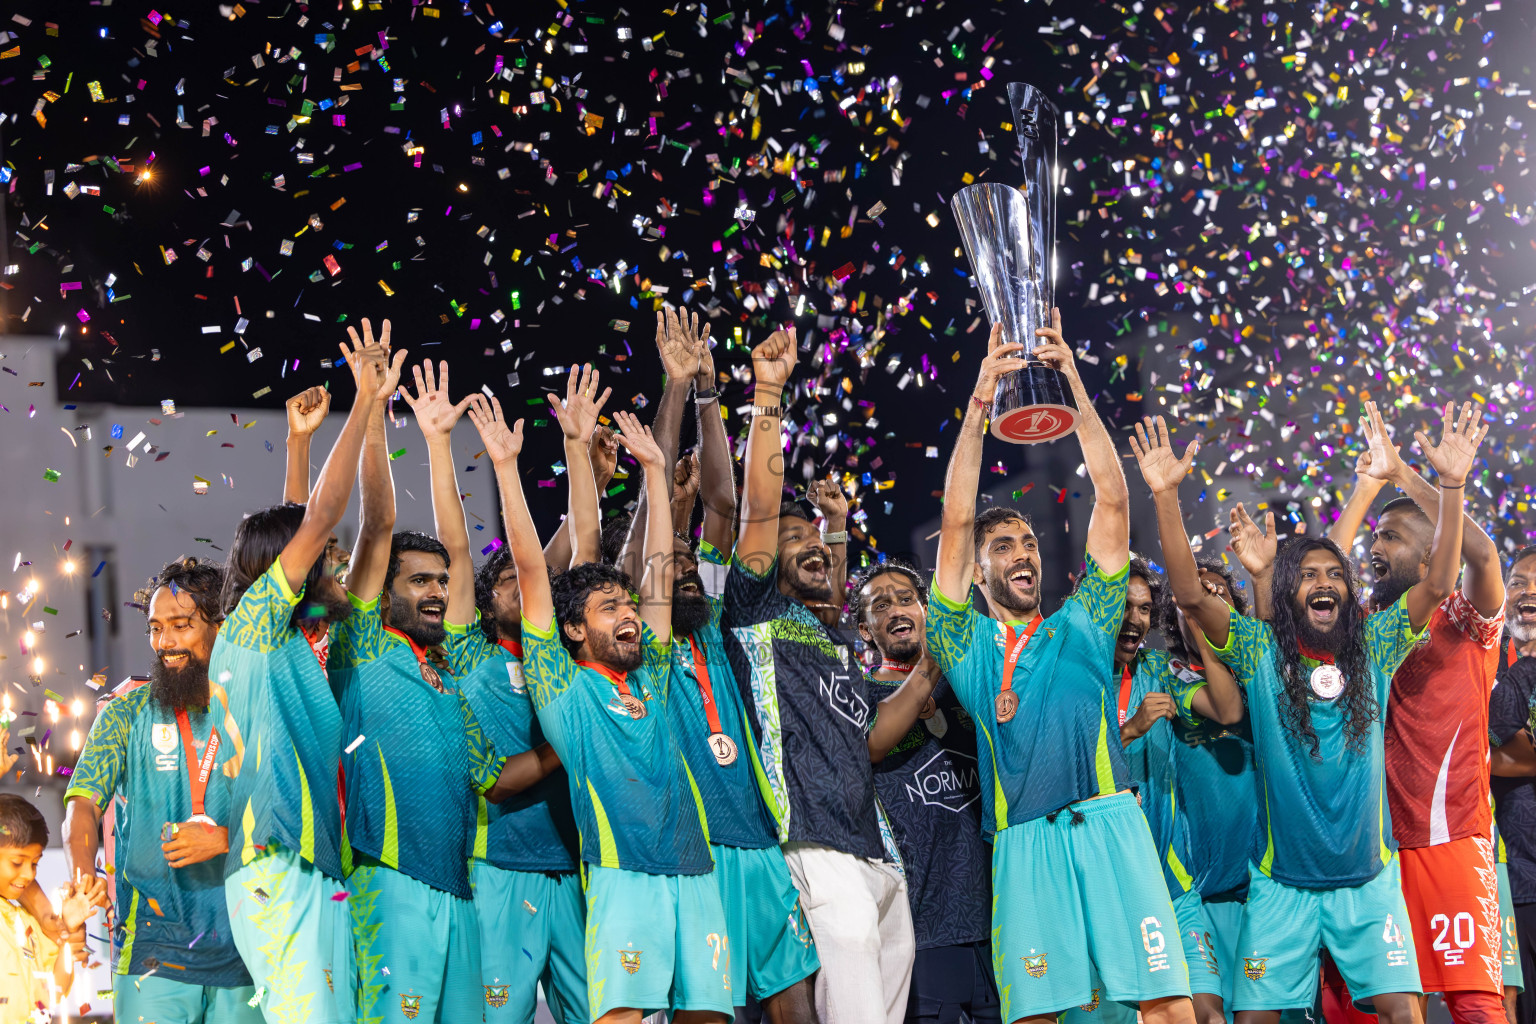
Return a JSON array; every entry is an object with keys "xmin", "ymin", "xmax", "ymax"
[
  {"xmin": 577, "ymin": 660, "xmax": 642, "ymax": 705},
  {"xmin": 879, "ymin": 661, "xmax": 917, "ymax": 675},
  {"xmin": 172, "ymin": 708, "xmax": 220, "ymax": 821},
  {"xmin": 999, "ymin": 615, "xmax": 1045, "ymax": 702},
  {"xmin": 1117, "ymin": 664, "xmax": 1136, "ymax": 727},
  {"xmin": 1511, "ymin": 638, "xmax": 1519, "ymax": 669},
  {"xmin": 497, "ymin": 638, "xmax": 524, "ymax": 659},
  {"xmin": 383, "ymin": 625, "xmax": 450, "ymax": 691},
  {"xmin": 1296, "ymin": 642, "xmax": 1335, "ymax": 666},
  {"xmin": 687, "ymin": 636, "xmax": 726, "ymax": 735}
]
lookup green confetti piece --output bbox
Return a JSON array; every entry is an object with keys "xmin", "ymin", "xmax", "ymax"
[
  {"xmin": 43, "ymin": 468, "xmax": 60, "ymax": 482},
  {"xmin": 388, "ymin": 447, "xmax": 407, "ymax": 461},
  {"xmin": 42, "ymin": 607, "xmax": 57, "ymax": 616},
  {"xmin": 43, "ymin": 690, "xmax": 63, "ymax": 703}
]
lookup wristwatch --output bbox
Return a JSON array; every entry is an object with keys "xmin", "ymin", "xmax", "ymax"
[
  {"xmin": 695, "ymin": 387, "xmax": 719, "ymax": 403},
  {"xmin": 821, "ymin": 530, "xmax": 848, "ymax": 545}
]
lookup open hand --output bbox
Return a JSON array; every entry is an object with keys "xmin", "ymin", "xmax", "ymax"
[
  {"xmin": 657, "ymin": 307, "xmax": 710, "ymax": 383},
  {"xmin": 1227, "ymin": 503, "xmax": 1277, "ymax": 579},
  {"xmin": 751, "ymin": 327, "xmax": 798, "ymax": 393},
  {"xmin": 286, "ymin": 386, "xmax": 331, "ymax": 438},
  {"xmin": 612, "ymin": 410, "xmax": 666, "ymax": 474},
  {"xmin": 1127, "ymin": 416, "xmax": 1199, "ymax": 495},
  {"xmin": 1415, "ymin": 400, "xmax": 1488, "ymax": 488},
  {"xmin": 0, "ymin": 728, "xmax": 17, "ymax": 777},
  {"xmin": 400, "ymin": 361, "xmax": 474, "ymax": 440},
  {"xmin": 466, "ymin": 393, "xmax": 526, "ymax": 466},
  {"xmin": 1358, "ymin": 400, "xmax": 1406, "ymax": 484},
  {"xmin": 549, "ymin": 364, "xmax": 613, "ymax": 443},
  {"xmin": 339, "ymin": 318, "xmax": 407, "ymax": 404},
  {"xmin": 60, "ymin": 880, "xmax": 93, "ymax": 933}
]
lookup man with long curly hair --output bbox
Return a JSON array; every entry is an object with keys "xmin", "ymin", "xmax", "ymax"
[{"xmin": 1129, "ymin": 402, "xmax": 1488, "ymax": 1024}]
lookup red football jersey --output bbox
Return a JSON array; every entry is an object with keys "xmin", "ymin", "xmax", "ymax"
[{"xmin": 1384, "ymin": 590, "xmax": 1504, "ymax": 848}]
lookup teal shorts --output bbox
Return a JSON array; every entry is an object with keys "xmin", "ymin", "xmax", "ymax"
[
  {"xmin": 351, "ymin": 862, "xmax": 482, "ymax": 1024},
  {"xmin": 226, "ymin": 844, "xmax": 356, "ymax": 1024},
  {"xmin": 1059, "ymin": 889, "xmax": 1215, "ymax": 1024},
  {"xmin": 992, "ymin": 792, "xmax": 1191, "ymax": 1020},
  {"xmin": 113, "ymin": 973, "xmax": 264, "ymax": 1024},
  {"xmin": 712, "ymin": 843, "xmax": 819, "ymax": 1004},
  {"xmin": 471, "ymin": 860, "xmax": 587, "ymax": 1023},
  {"xmin": 1173, "ymin": 887, "xmax": 1222, "ymax": 998},
  {"xmin": 1201, "ymin": 896, "xmax": 1246, "ymax": 1013},
  {"xmin": 584, "ymin": 864, "xmax": 733, "ymax": 1020},
  {"xmin": 1233, "ymin": 860, "xmax": 1421, "ymax": 1011},
  {"xmin": 1499, "ymin": 863, "xmax": 1524, "ymax": 993}
]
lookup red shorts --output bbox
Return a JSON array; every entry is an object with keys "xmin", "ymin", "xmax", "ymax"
[{"xmin": 1399, "ymin": 835, "xmax": 1502, "ymax": 994}]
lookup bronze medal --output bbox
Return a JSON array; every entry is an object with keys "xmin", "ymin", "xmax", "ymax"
[
  {"xmin": 620, "ymin": 693, "xmax": 647, "ymax": 719},
  {"xmin": 918, "ymin": 696, "xmax": 937, "ymax": 720},
  {"xmin": 708, "ymin": 732, "xmax": 738, "ymax": 766},
  {"xmin": 995, "ymin": 690, "xmax": 1019, "ymax": 723},
  {"xmin": 1309, "ymin": 664, "xmax": 1345, "ymax": 700}
]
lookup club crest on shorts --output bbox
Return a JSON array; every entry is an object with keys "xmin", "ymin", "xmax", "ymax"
[
  {"xmin": 1022, "ymin": 952, "xmax": 1048, "ymax": 977},
  {"xmin": 1079, "ymin": 988, "xmax": 1100, "ymax": 1011},
  {"xmin": 400, "ymin": 994, "xmax": 421, "ymax": 1019},
  {"xmin": 619, "ymin": 949, "xmax": 643, "ymax": 975},
  {"xmin": 1243, "ymin": 957, "xmax": 1268, "ymax": 980},
  {"xmin": 485, "ymin": 985, "xmax": 509, "ymax": 1008}
]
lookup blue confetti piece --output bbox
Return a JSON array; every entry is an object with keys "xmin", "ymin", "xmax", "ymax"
[{"xmin": 92, "ymin": 561, "xmax": 106, "ymax": 578}]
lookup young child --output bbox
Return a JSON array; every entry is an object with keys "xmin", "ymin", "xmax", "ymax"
[{"xmin": 0, "ymin": 794, "xmax": 91, "ymax": 1023}]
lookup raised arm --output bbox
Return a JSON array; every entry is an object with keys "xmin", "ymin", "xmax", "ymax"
[
  {"xmin": 401, "ymin": 361, "xmax": 477, "ymax": 625},
  {"xmin": 620, "ymin": 309, "xmax": 705, "ymax": 582},
  {"xmin": 737, "ymin": 328, "xmax": 798, "ymax": 574},
  {"xmin": 548, "ymin": 365, "xmax": 612, "ymax": 570},
  {"xmin": 612, "ymin": 412, "xmax": 673, "ymax": 642},
  {"xmin": 279, "ymin": 319, "xmax": 406, "ymax": 595},
  {"xmin": 543, "ymin": 427, "xmax": 617, "ymax": 570},
  {"xmin": 1326, "ymin": 414, "xmax": 1392, "ymax": 553},
  {"xmin": 468, "ymin": 395, "xmax": 549, "ymax": 630},
  {"xmin": 1129, "ymin": 417, "xmax": 1232, "ymax": 647},
  {"xmin": 1402, "ymin": 402, "xmax": 1487, "ymax": 630},
  {"xmin": 1036, "ymin": 308, "xmax": 1129, "ymax": 570},
  {"xmin": 284, "ymin": 386, "xmax": 331, "ymax": 503},
  {"xmin": 693, "ymin": 338, "xmax": 736, "ymax": 552},
  {"xmin": 809, "ymin": 476, "xmax": 851, "ymax": 614},
  {"xmin": 1227, "ymin": 503, "xmax": 1277, "ymax": 621},
  {"xmin": 342, "ymin": 320, "xmax": 406, "ymax": 602},
  {"xmin": 1362, "ymin": 400, "xmax": 1504, "ymax": 616},
  {"xmin": 932, "ymin": 325, "xmax": 1028, "ymax": 602}
]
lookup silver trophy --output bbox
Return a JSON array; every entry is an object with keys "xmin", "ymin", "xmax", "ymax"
[{"xmin": 949, "ymin": 82, "xmax": 1077, "ymax": 443}]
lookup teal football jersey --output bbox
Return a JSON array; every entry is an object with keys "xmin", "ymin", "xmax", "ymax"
[
  {"xmin": 328, "ymin": 597, "xmax": 506, "ymax": 899},
  {"xmin": 1211, "ymin": 595, "xmax": 1423, "ymax": 888},
  {"xmin": 445, "ymin": 622, "xmax": 579, "ymax": 873},
  {"xmin": 210, "ymin": 559, "xmax": 347, "ymax": 880},
  {"xmin": 665, "ymin": 543, "xmax": 778, "ymax": 850},
  {"xmin": 67, "ymin": 685, "xmax": 252, "ymax": 986},
  {"xmin": 521, "ymin": 618, "xmax": 713, "ymax": 875},
  {"xmin": 925, "ymin": 555, "xmax": 1131, "ymax": 835},
  {"xmin": 1164, "ymin": 657, "xmax": 1260, "ymax": 899},
  {"xmin": 1120, "ymin": 649, "xmax": 1198, "ymax": 899}
]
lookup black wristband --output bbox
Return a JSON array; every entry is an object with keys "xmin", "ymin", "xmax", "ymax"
[{"xmin": 1440, "ymin": 482, "xmax": 1465, "ymax": 489}]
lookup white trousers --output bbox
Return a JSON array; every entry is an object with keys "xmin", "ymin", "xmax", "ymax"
[{"xmin": 783, "ymin": 842, "xmax": 916, "ymax": 1024}]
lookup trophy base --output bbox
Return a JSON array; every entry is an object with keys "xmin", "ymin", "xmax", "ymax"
[{"xmin": 990, "ymin": 365, "xmax": 1079, "ymax": 444}]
